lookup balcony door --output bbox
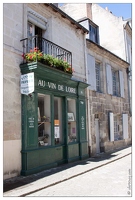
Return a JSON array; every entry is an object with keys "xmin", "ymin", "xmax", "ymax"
[{"xmin": 27, "ymin": 22, "xmax": 43, "ymax": 52}]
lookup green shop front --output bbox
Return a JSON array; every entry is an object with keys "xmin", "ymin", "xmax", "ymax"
[{"xmin": 20, "ymin": 62, "xmax": 88, "ymax": 176}]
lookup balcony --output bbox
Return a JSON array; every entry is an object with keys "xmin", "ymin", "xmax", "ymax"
[{"xmin": 20, "ymin": 35, "xmax": 73, "ymax": 74}]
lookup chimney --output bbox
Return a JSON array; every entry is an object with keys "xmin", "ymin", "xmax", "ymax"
[{"xmin": 86, "ymin": 3, "xmax": 92, "ymax": 20}]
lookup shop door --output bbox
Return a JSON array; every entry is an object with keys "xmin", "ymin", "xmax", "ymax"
[{"xmin": 95, "ymin": 119, "xmax": 100, "ymax": 154}]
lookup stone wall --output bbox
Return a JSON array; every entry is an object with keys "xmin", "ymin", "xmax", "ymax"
[
  {"xmin": 3, "ymin": 3, "xmax": 24, "ymax": 179},
  {"xmin": 28, "ymin": 3, "xmax": 87, "ymax": 82},
  {"xmin": 87, "ymin": 42, "xmax": 132, "ymax": 156}
]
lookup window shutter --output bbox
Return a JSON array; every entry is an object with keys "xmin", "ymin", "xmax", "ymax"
[
  {"xmin": 87, "ymin": 54, "xmax": 96, "ymax": 91},
  {"xmin": 109, "ymin": 112, "xmax": 114, "ymax": 141},
  {"xmin": 106, "ymin": 64, "xmax": 112, "ymax": 95},
  {"xmin": 123, "ymin": 114, "xmax": 128, "ymax": 139},
  {"xmin": 119, "ymin": 71, "xmax": 125, "ymax": 98}
]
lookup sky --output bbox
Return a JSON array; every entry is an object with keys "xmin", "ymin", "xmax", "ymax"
[
  {"xmin": 97, "ymin": 3, "xmax": 131, "ymax": 20},
  {"xmin": 59, "ymin": 2, "xmax": 132, "ymax": 20}
]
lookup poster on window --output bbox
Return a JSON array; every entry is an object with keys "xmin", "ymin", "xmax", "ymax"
[
  {"xmin": 20, "ymin": 72, "xmax": 34, "ymax": 95},
  {"xmin": 54, "ymin": 126, "xmax": 60, "ymax": 138}
]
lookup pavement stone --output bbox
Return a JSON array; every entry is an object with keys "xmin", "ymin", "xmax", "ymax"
[{"xmin": 3, "ymin": 145, "xmax": 132, "ymax": 197}]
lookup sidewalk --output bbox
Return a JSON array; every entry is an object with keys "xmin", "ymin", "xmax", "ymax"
[{"xmin": 3, "ymin": 146, "xmax": 132, "ymax": 197}]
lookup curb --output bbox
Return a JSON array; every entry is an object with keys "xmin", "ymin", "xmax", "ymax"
[{"xmin": 19, "ymin": 152, "xmax": 131, "ymax": 197}]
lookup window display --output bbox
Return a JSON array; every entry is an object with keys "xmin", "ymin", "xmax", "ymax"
[
  {"xmin": 38, "ymin": 94, "xmax": 51, "ymax": 146},
  {"xmin": 67, "ymin": 98, "xmax": 77, "ymax": 142},
  {"xmin": 54, "ymin": 97, "xmax": 62, "ymax": 144}
]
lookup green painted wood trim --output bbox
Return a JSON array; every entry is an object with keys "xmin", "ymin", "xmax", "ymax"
[{"xmin": 20, "ymin": 62, "xmax": 72, "ymax": 80}]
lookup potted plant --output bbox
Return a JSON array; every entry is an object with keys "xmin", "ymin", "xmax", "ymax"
[{"xmin": 23, "ymin": 47, "xmax": 43, "ymax": 62}]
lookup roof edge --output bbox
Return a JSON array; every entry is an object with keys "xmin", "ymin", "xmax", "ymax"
[
  {"xmin": 45, "ymin": 3, "xmax": 89, "ymax": 34},
  {"xmin": 86, "ymin": 39, "xmax": 129, "ymax": 67}
]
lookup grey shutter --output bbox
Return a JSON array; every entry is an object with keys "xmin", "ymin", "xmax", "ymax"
[
  {"xmin": 109, "ymin": 112, "xmax": 114, "ymax": 141},
  {"xmin": 119, "ymin": 71, "xmax": 124, "ymax": 98},
  {"xmin": 87, "ymin": 54, "xmax": 96, "ymax": 91},
  {"xmin": 106, "ymin": 64, "xmax": 112, "ymax": 95},
  {"xmin": 123, "ymin": 114, "xmax": 128, "ymax": 139}
]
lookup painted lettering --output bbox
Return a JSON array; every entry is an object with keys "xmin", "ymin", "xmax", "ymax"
[
  {"xmin": 58, "ymin": 84, "xmax": 64, "ymax": 91},
  {"xmin": 38, "ymin": 80, "xmax": 46, "ymax": 87},
  {"xmin": 66, "ymin": 86, "xmax": 76, "ymax": 94},
  {"xmin": 48, "ymin": 82, "xmax": 56, "ymax": 89}
]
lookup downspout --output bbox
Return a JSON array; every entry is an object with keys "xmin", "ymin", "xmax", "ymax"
[
  {"xmin": 83, "ymin": 34, "xmax": 92, "ymax": 156},
  {"xmin": 123, "ymin": 27, "xmax": 132, "ymax": 116}
]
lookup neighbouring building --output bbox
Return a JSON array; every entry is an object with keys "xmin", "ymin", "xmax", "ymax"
[
  {"xmin": 60, "ymin": 3, "xmax": 132, "ymax": 155},
  {"xmin": 3, "ymin": 3, "xmax": 89, "ymax": 179},
  {"xmin": 91, "ymin": 3, "xmax": 132, "ymax": 116}
]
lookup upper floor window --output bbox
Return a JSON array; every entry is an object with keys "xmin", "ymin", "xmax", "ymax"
[
  {"xmin": 27, "ymin": 22, "xmax": 43, "ymax": 52},
  {"xmin": 95, "ymin": 62, "xmax": 101, "ymax": 92},
  {"xmin": 106, "ymin": 64, "xmax": 124, "ymax": 98},
  {"xmin": 112, "ymin": 70, "xmax": 120, "ymax": 96},
  {"xmin": 89, "ymin": 24, "xmax": 98, "ymax": 43}
]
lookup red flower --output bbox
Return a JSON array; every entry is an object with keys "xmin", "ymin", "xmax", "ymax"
[
  {"xmin": 34, "ymin": 47, "xmax": 38, "ymax": 52},
  {"xmin": 22, "ymin": 53, "xmax": 25, "ymax": 58}
]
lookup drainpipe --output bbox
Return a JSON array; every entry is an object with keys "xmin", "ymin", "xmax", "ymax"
[
  {"xmin": 83, "ymin": 34, "xmax": 92, "ymax": 156},
  {"xmin": 123, "ymin": 27, "xmax": 132, "ymax": 116}
]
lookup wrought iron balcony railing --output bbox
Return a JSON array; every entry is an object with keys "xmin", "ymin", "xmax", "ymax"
[{"xmin": 20, "ymin": 35, "xmax": 72, "ymax": 67}]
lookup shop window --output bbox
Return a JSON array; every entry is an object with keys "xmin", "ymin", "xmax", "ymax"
[
  {"xmin": 38, "ymin": 94, "xmax": 51, "ymax": 146},
  {"xmin": 67, "ymin": 98, "xmax": 77, "ymax": 143},
  {"xmin": 54, "ymin": 97, "xmax": 63, "ymax": 145}
]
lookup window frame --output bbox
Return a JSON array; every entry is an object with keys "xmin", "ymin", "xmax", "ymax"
[
  {"xmin": 89, "ymin": 23, "xmax": 98, "ymax": 43},
  {"xmin": 112, "ymin": 69, "xmax": 120, "ymax": 97}
]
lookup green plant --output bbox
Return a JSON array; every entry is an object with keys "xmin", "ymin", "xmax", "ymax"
[
  {"xmin": 43, "ymin": 54, "xmax": 54, "ymax": 67},
  {"xmin": 23, "ymin": 47, "xmax": 43, "ymax": 62},
  {"xmin": 22, "ymin": 50, "xmax": 74, "ymax": 74}
]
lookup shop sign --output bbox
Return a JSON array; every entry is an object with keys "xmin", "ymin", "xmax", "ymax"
[
  {"xmin": 21, "ymin": 72, "xmax": 34, "ymax": 95},
  {"xmin": 38, "ymin": 79, "xmax": 76, "ymax": 94}
]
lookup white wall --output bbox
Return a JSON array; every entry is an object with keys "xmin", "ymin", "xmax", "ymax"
[
  {"xmin": 92, "ymin": 3, "xmax": 126, "ymax": 60},
  {"xmin": 3, "ymin": 3, "xmax": 23, "ymax": 179}
]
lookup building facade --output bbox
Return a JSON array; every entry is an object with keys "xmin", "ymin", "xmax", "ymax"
[
  {"xmin": 60, "ymin": 3, "xmax": 132, "ymax": 156},
  {"xmin": 3, "ymin": 3, "xmax": 89, "ymax": 179}
]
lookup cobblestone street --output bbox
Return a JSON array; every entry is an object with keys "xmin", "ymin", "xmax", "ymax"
[{"xmin": 27, "ymin": 154, "xmax": 132, "ymax": 197}]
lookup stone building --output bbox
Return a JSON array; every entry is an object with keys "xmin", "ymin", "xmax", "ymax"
[
  {"xmin": 60, "ymin": 3, "xmax": 132, "ymax": 116},
  {"xmin": 3, "ymin": 3, "xmax": 88, "ymax": 179},
  {"xmin": 60, "ymin": 3, "xmax": 132, "ymax": 155}
]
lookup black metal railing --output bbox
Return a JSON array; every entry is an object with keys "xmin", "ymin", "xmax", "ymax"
[{"xmin": 20, "ymin": 35, "xmax": 72, "ymax": 66}]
